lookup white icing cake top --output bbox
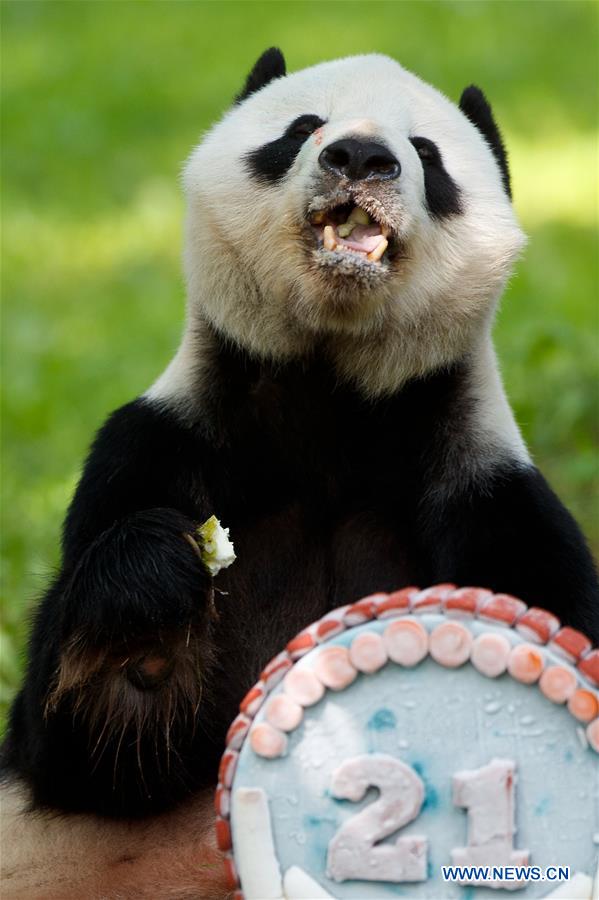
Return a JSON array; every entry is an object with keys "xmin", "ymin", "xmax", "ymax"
[{"xmin": 216, "ymin": 589, "xmax": 599, "ymax": 899}]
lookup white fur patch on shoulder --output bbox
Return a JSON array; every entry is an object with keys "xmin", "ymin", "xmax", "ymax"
[{"xmin": 468, "ymin": 336, "xmax": 530, "ymax": 465}]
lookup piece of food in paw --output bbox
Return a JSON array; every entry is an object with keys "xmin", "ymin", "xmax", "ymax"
[{"xmin": 196, "ymin": 515, "xmax": 236, "ymax": 576}]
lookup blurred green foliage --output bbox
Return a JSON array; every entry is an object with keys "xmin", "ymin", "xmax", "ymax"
[{"xmin": 2, "ymin": 1, "xmax": 598, "ymax": 727}]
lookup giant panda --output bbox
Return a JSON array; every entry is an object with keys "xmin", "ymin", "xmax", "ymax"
[{"xmin": 3, "ymin": 49, "xmax": 598, "ymax": 846}]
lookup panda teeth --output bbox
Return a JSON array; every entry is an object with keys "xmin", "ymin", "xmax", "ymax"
[
  {"xmin": 367, "ymin": 239, "xmax": 388, "ymax": 262},
  {"xmin": 323, "ymin": 225, "xmax": 337, "ymax": 251},
  {"xmin": 311, "ymin": 207, "xmax": 391, "ymax": 264}
]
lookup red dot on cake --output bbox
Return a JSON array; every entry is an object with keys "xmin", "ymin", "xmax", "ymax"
[
  {"xmin": 283, "ymin": 667, "xmax": 325, "ymax": 707},
  {"xmin": 265, "ymin": 694, "xmax": 303, "ymax": 732},
  {"xmin": 286, "ymin": 630, "xmax": 317, "ymax": 660},
  {"xmin": 539, "ymin": 665, "xmax": 577, "ymax": 704},
  {"xmin": 480, "ymin": 593, "xmax": 527, "ymax": 626},
  {"xmin": 312, "ymin": 646, "xmax": 358, "ymax": 690},
  {"xmin": 470, "ymin": 632, "xmax": 511, "ymax": 677},
  {"xmin": 316, "ymin": 617, "xmax": 344, "ymax": 641},
  {"xmin": 411, "ymin": 584, "xmax": 454, "ymax": 614},
  {"xmin": 578, "ymin": 649, "xmax": 599, "ymax": 687},
  {"xmin": 343, "ymin": 597, "xmax": 378, "ymax": 625},
  {"xmin": 516, "ymin": 607, "xmax": 561, "ymax": 644},
  {"xmin": 429, "ymin": 621, "xmax": 473, "ymax": 668},
  {"xmin": 383, "ymin": 619, "xmax": 428, "ymax": 666},
  {"xmin": 443, "ymin": 587, "xmax": 491, "ymax": 618},
  {"xmin": 218, "ymin": 749, "xmax": 239, "ymax": 788},
  {"xmin": 567, "ymin": 688, "xmax": 599, "ymax": 723},
  {"xmin": 222, "ymin": 854, "xmax": 239, "ymax": 891},
  {"xmin": 249, "ymin": 722, "xmax": 287, "ymax": 758},
  {"xmin": 260, "ymin": 652, "xmax": 292, "ymax": 690},
  {"xmin": 507, "ymin": 643, "xmax": 544, "ymax": 684},
  {"xmin": 550, "ymin": 626, "xmax": 592, "ymax": 663},
  {"xmin": 239, "ymin": 682, "xmax": 266, "ymax": 717},
  {"xmin": 225, "ymin": 713, "xmax": 251, "ymax": 750},
  {"xmin": 215, "ymin": 816, "xmax": 232, "ymax": 851},
  {"xmin": 349, "ymin": 632, "xmax": 388, "ymax": 673},
  {"xmin": 374, "ymin": 587, "xmax": 416, "ymax": 619}
]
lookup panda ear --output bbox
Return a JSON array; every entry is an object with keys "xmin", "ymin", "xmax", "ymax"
[
  {"xmin": 459, "ymin": 85, "xmax": 511, "ymax": 199},
  {"xmin": 236, "ymin": 48, "xmax": 286, "ymax": 103}
]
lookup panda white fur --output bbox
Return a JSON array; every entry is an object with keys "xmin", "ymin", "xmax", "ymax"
[{"xmin": 2, "ymin": 50, "xmax": 597, "ymax": 845}]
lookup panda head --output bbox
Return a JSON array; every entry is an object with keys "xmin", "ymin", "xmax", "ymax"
[{"xmin": 182, "ymin": 50, "xmax": 525, "ymax": 391}]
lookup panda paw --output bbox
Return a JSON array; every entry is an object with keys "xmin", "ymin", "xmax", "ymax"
[{"xmin": 61, "ymin": 507, "xmax": 215, "ymax": 642}]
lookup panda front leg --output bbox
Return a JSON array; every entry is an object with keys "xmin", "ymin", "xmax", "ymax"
[
  {"xmin": 6, "ymin": 507, "xmax": 216, "ymax": 818},
  {"xmin": 420, "ymin": 461, "xmax": 599, "ymax": 642},
  {"xmin": 413, "ymin": 343, "xmax": 599, "ymax": 641},
  {"xmin": 2, "ymin": 401, "xmax": 221, "ymax": 817}
]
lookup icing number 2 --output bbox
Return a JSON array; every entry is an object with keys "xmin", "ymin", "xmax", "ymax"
[
  {"xmin": 326, "ymin": 754, "xmax": 428, "ymax": 882},
  {"xmin": 327, "ymin": 755, "xmax": 526, "ymax": 885}
]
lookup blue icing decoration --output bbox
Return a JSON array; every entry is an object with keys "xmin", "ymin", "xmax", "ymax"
[
  {"xmin": 367, "ymin": 708, "xmax": 397, "ymax": 731},
  {"xmin": 423, "ymin": 782, "xmax": 440, "ymax": 811},
  {"xmin": 304, "ymin": 813, "xmax": 337, "ymax": 829},
  {"xmin": 411, "ymin": 759, "xmax": 440, "ymax": 811},
  {"xmin": 564, "ymin": 749, "xmax": 574, "ymax": 762},
  {"xmin": 534, "ymin": 796, "xmax": 551, "ymax": 816}
]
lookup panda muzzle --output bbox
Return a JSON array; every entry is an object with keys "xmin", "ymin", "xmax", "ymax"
[{"xmin": 308, "ymin": 203, "xmax": 391, "ymax": 263}]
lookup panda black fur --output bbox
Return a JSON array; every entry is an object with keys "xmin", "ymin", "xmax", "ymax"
[{"xmin": 3, "ymin": 49, "xmax": 598, "ymax": 820}]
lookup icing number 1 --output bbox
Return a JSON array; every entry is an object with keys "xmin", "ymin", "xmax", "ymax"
[{"xmin": 326, "ymin": 755, "xmax": 526, "ymax": 884}]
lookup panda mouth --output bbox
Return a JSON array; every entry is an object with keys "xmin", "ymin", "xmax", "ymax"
[{"xmin": 307, "ymin": 201, "xmax": 396, "ymax": 266}]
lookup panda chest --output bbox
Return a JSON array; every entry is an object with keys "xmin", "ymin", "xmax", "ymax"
[
  {"xmin": 218, "ymin": 460, "xmax": 419, "ymax": 615},
  {"xmin": 213, "ymin": 380, "xmax": 424, "ymax": 608}
]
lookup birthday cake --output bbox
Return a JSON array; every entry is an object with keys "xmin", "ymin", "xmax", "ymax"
[{"xmin": 214, "ymin": 585, "xmax": 599, "ymax": 899}]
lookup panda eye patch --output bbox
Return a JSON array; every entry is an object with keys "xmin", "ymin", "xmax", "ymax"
[
  {"xmin": 410, "ymin": 136, "xmax": 441, "ymax": 164},
  {"xmin": 246, "ymin": 115, "xmax": 326, "ymax": 184},
  {"xmin": 285, "ymin": 115, "xmax": 326, "ymax": 140},
  {"xmin": 409, "ymin": 135, "xmax": 462, "ymax": 220}
]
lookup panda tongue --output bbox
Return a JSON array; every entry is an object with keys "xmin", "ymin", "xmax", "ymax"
[{"xmin": 335, "ymin": 224, "xmax": 385, "ymax": 253}]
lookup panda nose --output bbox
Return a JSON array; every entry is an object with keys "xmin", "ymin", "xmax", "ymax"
[{"xmin": 319, "ymin": 139, "xmax": 401, "ymax": 181}]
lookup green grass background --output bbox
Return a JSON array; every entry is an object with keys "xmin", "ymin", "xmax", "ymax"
[{"xmin": 2, "ymin": 0, "xmax": 598, "ymax": 727}]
